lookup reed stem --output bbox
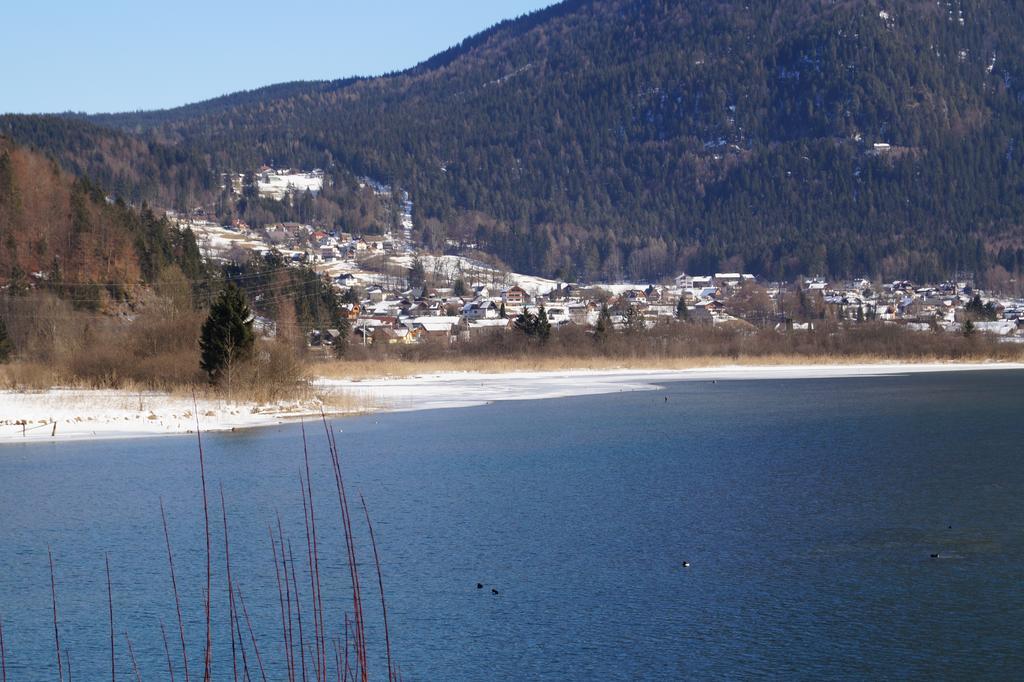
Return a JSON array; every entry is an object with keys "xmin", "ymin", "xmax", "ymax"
[
  {"xmin": 302, "ymin": 422, "xmax": 328, "ymax": 681},
  {"xmin": 323, "ymin": 416, "xmax": 368, "ymax": 681},
  {"xmin": 220, "ymin": 485, "xmax": 240, "ymax": 682},
  {"xmin": 192, "ymin": 391, "xmax": 213, "ymax": 681},
  {"xmin": 161, "ymin": 498, "xmax": 191, "ymax": 682},
  {"xmin": 160, "ymin": 620, "xmax": 176, "ymax": 682},
  {"xmin": 125, "ymin": 632, "xmax": 141, "ymax": 682},
  {"xmin": 0, "ymin": 611, "xmax": 7, "ymax": 682},
  {"xmin": 289, "ymin": 542, "xmax": 309, "ymax": 682},
  {"xmin": 270, "ymin": 524, "xmax": 294, "ymax": 682},
  {"xmin": 237, "ymin": 586, "xmax": 268, "ymax": 682},
  {"xmin": 106, "ymin": 553, "xmax": 115, "ymax": 682},
  {"xmin": 48, "ymin": 547, "xmax": 64, "ymax": 682},
  {"xmin": 360, "ymin": 493, "xmax": 395, "ymax": 682}
]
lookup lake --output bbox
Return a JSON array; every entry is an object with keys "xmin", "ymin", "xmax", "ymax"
[{"xmin": 0, "ymin": 370, "xmax": 1022, "ymax": 679}]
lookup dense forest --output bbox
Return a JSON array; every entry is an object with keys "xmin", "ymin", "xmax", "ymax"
[
  {"xmin": 5, "ymin": 0, "xmax": 1024, "ymax": 283},
  {"xmin": 0, "ymin": 136, "xmax": 205, "ymax": 307}
]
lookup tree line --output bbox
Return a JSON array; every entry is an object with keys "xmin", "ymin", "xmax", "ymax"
[{"xmin": 4, "ymin": 0, "xmax": 1024, "ymax": 285}]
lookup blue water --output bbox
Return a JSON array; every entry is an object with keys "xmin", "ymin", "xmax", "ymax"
[{"xmin": 0, "ymin": 371, "xmax": 1022, "ymax": 680}]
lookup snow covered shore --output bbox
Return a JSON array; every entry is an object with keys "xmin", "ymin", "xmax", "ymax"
[
  {"xmin": 0, "ymin": 390, "xmax": 333, "ymax": 444},
  {"xmin": 1, "ymin": 363, "xmax": 1021, "ymax": 444}
]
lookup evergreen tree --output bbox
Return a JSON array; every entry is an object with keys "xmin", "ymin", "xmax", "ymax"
[
  {"xmin": 333, "ymin": 314, "xmax": 351, "ymax": 358},
  {"xmin": 499, "ymin": 301, "xmax": 507, "ymax": 319},
  {"xmin": 594, "ymin": 303, "xmax": 613, "ymax": 342},
  {"xmin": 0, "ymin": 151, "xmax": 14, "ymax": 206},
  {"xmin": 242, "ymin": 171, "xmax": 259, "ymax": 199},
  {"xmin": 965, "ymin": 294, "xmax": 998, "ymax": 321},
  {"xmin": 624, "ymin": 306, "xmax": 646, "ymax": 334},
  {"xmin": 0, "ymin": 318, "xmax": 12, "ymax": 363},
  {"xmin": 408, "ymin": 256, "xmax": 427, "ymax": 291},
  {"xmin": 676, "ymin": 296, "xmax": 689, "ymax": 321},
  {"xmin": 200, "ymin": 284, "xmax": 255, "ymax": 387},
  {"xmin": 962, "ymin": 319, "xmax": 976, "ymax": 337},
  {"xmin": 342, "ymin": 286, "xmax": 362, "ymax": 305},
  {"xmin": 514, "ymin": 305, "xmax": 552, "ymax": 342},
  {"xmin": 536, "ymin": 304, "xmax": 551, "ymax": 343},
  {"xmin": 514, "ymin": 307, "xmax": 537, "ymax": 335}
]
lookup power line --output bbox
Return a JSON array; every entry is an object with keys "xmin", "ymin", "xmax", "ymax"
[{"xmin": 15, "ymin": 261, "xmax": 319, "ymax": 288}]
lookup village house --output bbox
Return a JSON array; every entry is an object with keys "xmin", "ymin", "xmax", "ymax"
[
  {"xmin": 406, "ymin": 316, "xmax": 462, "ymax": 342},
  {"xmin": 541, "ymin": 305, "xmax": 572, "ymax": 326},
  {"xmin": 464, "ymin": 317, "xmax": 514, "ymax": 338},
  {"xmin": 625, "ymin": 289, "xmax": 648, "ymax": 304},
  {"xmin": 372, "ymin": 326, "xmax": 418, "ymax": 345},
  {"xmin": 463, "ymin": 300, "xmax": 500, "ymax": 320},
  {"xmin": 503, "ymin": 285, "xmax": 529, "ymax": 308}
]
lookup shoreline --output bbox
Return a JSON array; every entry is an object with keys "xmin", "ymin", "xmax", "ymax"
[{"xmin": 2, "ymin": 361, "xmax": 1022, "ymax": 444}]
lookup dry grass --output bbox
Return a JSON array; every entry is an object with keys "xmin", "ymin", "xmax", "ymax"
[
  {"xmin": 4, "ymin": 289, "xmax": 1021, "ymax": 403},
  {"xmin": 313, "ymin": 352, "xmax": 1021, "ymax": 381},
  {"xmin": 0, "ymin": 361, "xmax": 61, "ymax": 390},
  {"xmin": 316, "ymin": 389, "xmax": 382, "ymax": 414},
  {"xmin": 314, "ymin": 321, "xmax": 1024, "ymax": 380},
  {"xmin": 0, "ymin": 289, "xmax": 319, "ymax": 405}
]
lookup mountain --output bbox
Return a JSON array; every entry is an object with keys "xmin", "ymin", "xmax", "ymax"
[
  {"xmin": 5, "ymin": 0, "xmax": 1024, "ymax": 283},
  {"xmin": 0, "ymin": 136, "xmax": 204, "ymax": 307}
]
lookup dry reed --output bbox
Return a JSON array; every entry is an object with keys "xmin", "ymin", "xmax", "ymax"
[
  {"xmin": 48, "ymin": 548, "xmax": 64, "ymax": 682},
  {"xmin": 106, "ymin": 554, "xmax": 115, "ymax": 682},
  {"xmin": 0, "ymin": 611, "xmax": 6, "ymax": 682},
  {"xmin": 160, "ymin": 621, "xmax": 175, "ymax": 682},
  {"xmin": 192, "ymin": 391, "xmax": 214, "ymax": 682},
  {"xmin": 125, "ymin": 632, "xmax": 141, "ymax": 682},
  {"xmin": 237, "ymin": 587, "xmax": 268, "ymax": 682},
  {"xmin": 160, "ymin": 498, "xmax": 190, "ymax": 682},
  {"xmin": 219, "ymin": 485, "xmax": 240, "ymax": 682},
  {"xmin": 4, "ymin": 408, "xmax": 399, "ymax": 680}
]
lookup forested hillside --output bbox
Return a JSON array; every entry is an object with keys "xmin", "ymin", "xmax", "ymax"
[
  {"xmin": 0, "ymin": 136, "xmax": 204, "ymax": 308},
  {"xmin": 5, "ymin": 0, "xmax": 1024, "ymax": 283},
  {"xmin": 0, "ymin": 116, "xmax": 216, "ymax": 209}
]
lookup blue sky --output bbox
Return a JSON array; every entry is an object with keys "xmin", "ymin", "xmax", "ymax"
[{"xmin": 2, "ymin": 0, "xmax": 555, "ymax": 115}]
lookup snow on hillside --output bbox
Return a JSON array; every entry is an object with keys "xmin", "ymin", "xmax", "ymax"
[
  {"xmin": 387, "ymin": 254, "xmax": 561, "ymax": 294},
  {"xmin": 258, "ymin": 170, "xmax": 323, "ymax": 200},
  {"xmin": 181, "ymin": 220, "xmax": 268, "ymax": 259}
]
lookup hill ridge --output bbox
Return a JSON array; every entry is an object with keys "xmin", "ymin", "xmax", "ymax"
[{"xmin": 3, "ymin": 0, "xmax": 1024, "ymax": 284}]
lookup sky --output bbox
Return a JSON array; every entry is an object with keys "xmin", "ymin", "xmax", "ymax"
[{"xmin": 2, "ymin": 0, "xmax": 556, "ymax": 115}]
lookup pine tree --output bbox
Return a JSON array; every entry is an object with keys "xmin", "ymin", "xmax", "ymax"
[
  {"xmin": 0, "ymin": 317, "xmax": 13, "ymax": 363},
  {"xmin": 514, "ymin": 305, "xmax": 552, "ymax": 342},
  {"xmin": 333, "ymin": 315, "xmax": 351, "ymax": 358},
  {"xmin": 594, "ymin": 303, "xmax": 613, "ymax": 342},
  {"xmin": 536, "ymin": 305, "xmax": 551, "ymax": 342},
  {"xmin": 676, "ymin": 296, "xmax": 689, "ymax": 321},
  {"xmin": 242, "ymin": 171, "xmax": 259, "ymax": 199},
  {"xmin": 200, "ymin": 284, "xmax": 255, "ymax": 387},
  {"xmin": 499, "ymin": 301, "xmax": 507, "ymax": 319},
  {"xmin": 408, "ymin": 256, "xmax": 427, "ymax": 291},
  {"xmin": 624, "ymin": 306, "xmax": 646, "ymax": 334},
  {"xmin": 514, "ymin": 307, "xmax": 537, "ymax": 335},
  {"xmin": 0, "ymin": 151, "xmax": 14, "ymax": 207}
]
